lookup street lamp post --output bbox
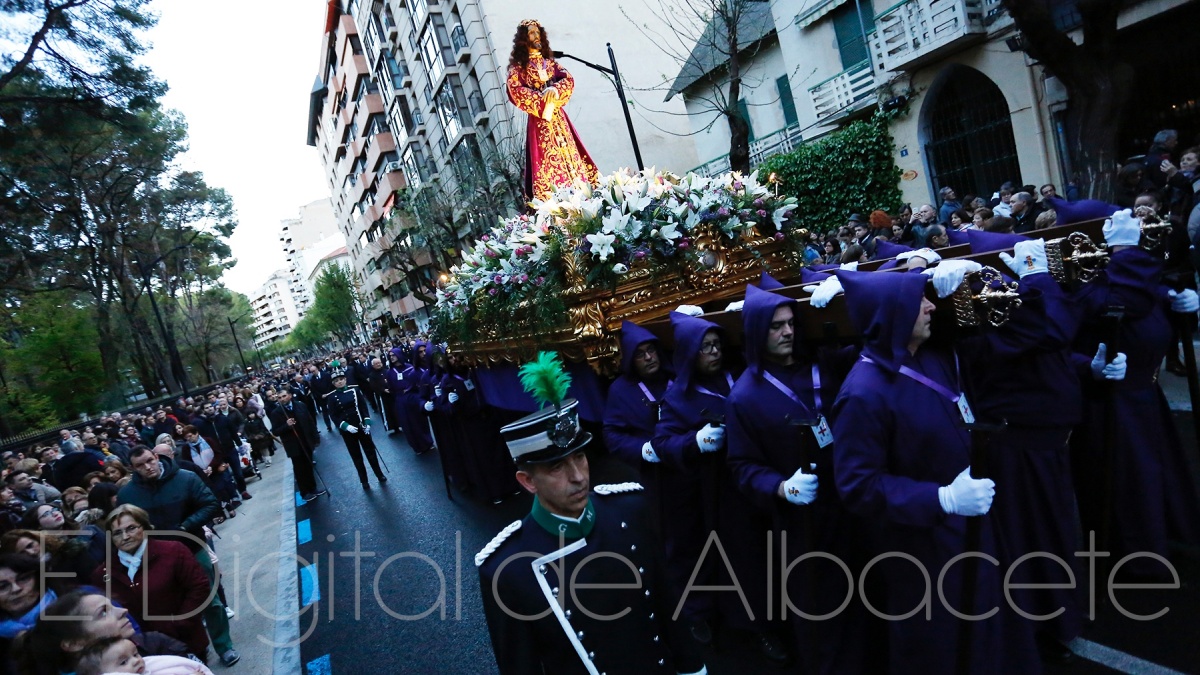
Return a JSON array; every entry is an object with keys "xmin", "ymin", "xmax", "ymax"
[{"xmin": 553, "ymin": 44, "xmax": 644, "ymax": 171}]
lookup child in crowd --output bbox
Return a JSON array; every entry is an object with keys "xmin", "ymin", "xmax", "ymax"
[{"xmin": 75, "ymin": 637, "xmax": 215, "ymax": 675}]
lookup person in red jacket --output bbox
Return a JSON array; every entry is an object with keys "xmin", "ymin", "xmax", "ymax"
[{"xmin": 92, "ymin": 505, "xmax": 230, "ymax": 665}]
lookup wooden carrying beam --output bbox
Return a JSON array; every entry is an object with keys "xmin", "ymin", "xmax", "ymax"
[{"xmin": 641, "ymin": 217, "xmax": 1112, "ymax": 348}]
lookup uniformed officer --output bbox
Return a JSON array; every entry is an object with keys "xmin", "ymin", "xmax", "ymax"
[
  {"xmin": 476, "ymin": 397, "xmax": 706, "ymax": 675},
  {"xmin": 324, "ymin": 366, "xmax": 388, "ymax": 490}
]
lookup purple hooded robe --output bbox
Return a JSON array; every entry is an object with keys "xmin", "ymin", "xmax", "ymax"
[
  {"xmin": 726, "ymin": 284, "xmax": 877, "ymax": 673},
  {"xmin": 830, "ymin": 270, "xmax": 1039, "ymax": 675}
]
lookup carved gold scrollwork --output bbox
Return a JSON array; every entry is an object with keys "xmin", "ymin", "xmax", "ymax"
[
  {"xmin": 1047, "ymin": 232, "xmax": 1108, "ymax": 285},
  {"xmin": 1134, "ymin": 206, "xmax": 1172, "ymax": 256},
  {"xmin": 973, "ymin": 266, "xmax": 1023, "ymax": 328}
]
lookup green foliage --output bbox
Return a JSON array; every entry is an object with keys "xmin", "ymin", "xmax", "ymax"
[
  {"xmin": 518, "ymin": 352, "xmax": 572, "ymax": 409},
  {"xmin": 308, "ymin": 264, "xmax": 361, "ymax": 344},
  {"xmin": 0, "ymin": 387, "xmax": 60, "ymax": 433},
  {"xmin": 756, "ymin": 111, "xmax": 904, "ymax": 235},
  {"xmin": 1, "ymin": 292, "xmax": 110, "ymax": 419}
]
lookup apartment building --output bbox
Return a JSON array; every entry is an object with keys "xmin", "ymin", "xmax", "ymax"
[
  {"xmin": 279, "ymin": 198, "xmax": 341, "ymax": 316},
  {"xmin": 674, "ymin": 0, "xmax": 1200, "ymax": 209},
  {"xmin": 252, "ymin": 269, "xmax": 303, "ymax": 349},
  {"xmin": 308, "ymin": 0, "xmax": 700, "ymax": 331}
]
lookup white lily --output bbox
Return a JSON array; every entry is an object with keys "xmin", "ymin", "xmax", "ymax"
[
  {"xmin": 586, "ymin": 232, "xmax": 617, "ymax": 261},
  {"xmin": 773, "ymin": 204, "xmax": 797, "ymax": 225},
  {"xmin": 602, "ymin": 211, "xmax": 629, "ymax": 234},
  {"xmin": 658, "ymin": 222, "xmax": 683, "ymax": 242},
  {"xmin": 612, "ymin": 263, "xmax": 629, "ymax": 274}
]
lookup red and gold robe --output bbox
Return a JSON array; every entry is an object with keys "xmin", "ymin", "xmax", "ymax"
[{"xmin": 506, "ymin": 52, "xmax": 599, "ymax": 202}]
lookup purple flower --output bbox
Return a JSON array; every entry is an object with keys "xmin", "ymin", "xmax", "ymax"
[
  {"xmin": 733, "ymin": 181, "xmax": 743, "ymax": 190},
  {"xmin": 717, "ymin": 207, "xmax": 730, "ymax": 218},
  {"xmin": 634, "ymin": 250, "xmax": 647, "ymax": 260},
  {"xmin": 488, "ymin": 288, "xmax": 498, "ymax": 296},
  {"xmin": 773, "ymin": 232, "xmax": 785, "ymax": 240},
  {"xmin": 519, "ymin": 273, "xmax": 529, "ymax": 283},
  {"xmin": 678, "ymin": 239, "xmax": 690, "ymax": 250},
  {"xmin": 535, "ymin": 276, "xmax": 545, "ymax": 286},
  {"xmin": 493, "ymin": 274, "xmax": 503, "ymax": 284},
  {"xmin": 754, "ymin": 198, "xmax": 765, "ymax": 207},
  {"xmin": 481, "ymin": 234, "xmax": 490, "ymax": 242},
  {"xmin": 757, "ymin": 209, "xmax": 768, "ymax": 219}
]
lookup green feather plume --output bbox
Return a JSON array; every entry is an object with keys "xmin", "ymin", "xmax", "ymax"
[{"xmin": 518, "ymin": 351, "xmax": 572, "ymax": 410}]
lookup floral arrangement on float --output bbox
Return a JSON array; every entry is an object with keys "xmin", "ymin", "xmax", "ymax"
[{"xmin": 433, "ymin": 167, "xmax": 801, "ymax": 346}]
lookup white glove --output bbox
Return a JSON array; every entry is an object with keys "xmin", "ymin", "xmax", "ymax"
[
  {"xmin": 448, "ymin": 392, "xmax": 459, "ymax": 403},
  {"xmin": 1090, "ymin": 343, "xmax": 1127, "ymax": 381},
  {"xmin": 641, "ymin": 441, "xmax": 661, "ymax": 463},
  {"xmin": 807, "ymin": 275, "xmax": 843, "ymax": 308},
  {"xmin": 839, "ymin": 261, "xmax": 858, "ymax": 271},
  {"xmin": 424, "ymin": 401, "xmax": 435, "ymax": 412},
  {"xmin": 782, "ymin": 464, "xmax": 818, "ymax": 505},
  {"xmin": 923, "ymin": 259, "xmax": 982, "ymax": 298},
  {"xmin": 434, "ymin": 386, "xmax": 443, "ymax": 397},
  {"xmin": 695, "ymin": 424, "xmax": 725, "ymax": 453},
  {"xmin": 897, "ymin": 248, "xmax": 942, "ymax": 265},
  {"xmin": 1169, "ymin": 289, "xmax": 1199, "ymax": 313},
  {"xmin": 344, "ymin": 425, "xmax": 359, "ymax": 434},
  {"xmin": 724, "ymin": 300, "xmax": 744, "ymax": 312},
  {"xmin": 998, "ymin": 238, "xmax": 1048, "ymax": 278},
  {"xmin": 1102, "ymin": 208, "xmax": 1141, "ymax": 247},
  {"xmin": 675, "ymin": 304, "xmax": 703, "ymax": 317},
  {"xmin": 937, "ymin": 467, "xmax": 995, "ymax": 516}
]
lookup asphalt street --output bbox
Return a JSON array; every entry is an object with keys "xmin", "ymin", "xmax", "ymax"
[{"xmin": 287, "ymin": 404, "xmax": 1200, "ymax": 674}]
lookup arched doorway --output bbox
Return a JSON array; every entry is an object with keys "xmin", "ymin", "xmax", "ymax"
[{"xmin": 921, "ymin": 65, "xmax": 1021, "ymax": 201}]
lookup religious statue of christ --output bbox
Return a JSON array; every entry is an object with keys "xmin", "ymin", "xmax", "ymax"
[{"xmin": 506, "ymin": 20, "xmax": 599, "ymax": 202}]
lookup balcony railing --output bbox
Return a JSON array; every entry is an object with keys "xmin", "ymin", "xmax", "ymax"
[
  {"xmin": 872, "ymin": 0, "xmax": 986, "ymax": 73},
  {"xmin": 809, "ymin": 60, "xmax": 876, "ymax": 120},
  {"xmin": 451, "ymin": 25, "xmax": 469, "ymax": 62},
  {"xmin": 686, "ymin": 123, "xmax": 805, "ymax": 178},
  {"xmin": 469, "ymin": 90, "xmax": 488, "ymax": 124}
]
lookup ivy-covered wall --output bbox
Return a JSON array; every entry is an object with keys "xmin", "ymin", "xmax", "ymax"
[{"xmin": 757, "ymin": 112, "xmax": 904, "ymax": 234}]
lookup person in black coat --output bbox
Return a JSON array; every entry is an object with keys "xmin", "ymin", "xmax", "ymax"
[
  {"xmin": 268, "ymin": 389, "xmax": 325, "ymax": 502},
  {"xmin": 477, "ymin": 407, "xmax": 705, "ymax": 675},
  {"xmin": 324, "ymin": 368, "xmax": 387, "ymax": 490},
  {"xmin": 307, "ymin": 363, "xmax": 335, "ymax": 432},
  {"xmin": 288, "ymin": 373, "xmax": 317, "ymax": 421}
]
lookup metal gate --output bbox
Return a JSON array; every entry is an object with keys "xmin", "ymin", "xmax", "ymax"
[{"xmin": 923, "ymin": 67, "xmax": 1022, "ymax": 201}]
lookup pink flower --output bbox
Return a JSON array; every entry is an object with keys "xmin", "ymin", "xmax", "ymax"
[
  {"xmin": 535, "ymin": 276, "xmax": 545, "ymax": 286},
  {"xmin": 492, "ymin": 274, "xmax": 503, "ymax": 284},
  {"xmin": 519, "ymin": 274, "xmax": 529, "ymax": 283},
  {"xmin": 481, "ymin": 235, "xmax": 490, "ymax": 242},
  {"xmin": 488, "ymin": 288, "xmax": 498, "ymax": 296},
  {"xmin": 757, "ymin": 209, "xmax": 768, "ymax": 218},
  {"xmin": 678, "ymin": 240, "xmax": 690, "ymax": 250}
]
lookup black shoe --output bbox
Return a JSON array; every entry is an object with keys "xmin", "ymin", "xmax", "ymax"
[
  {"xmin": 689, "ymin": 619, "xmax": 712, "ymax": 646},
  {"xmin": 377, "ymin": 475, "xmax": 388, "ymax": 483},
  {"xmin": 362, "ymin": 482, "xmax": 372, "ymax": 491},
  {"xmin": 758, "ymin": 632, "xmax": 791, "ymax": 665},
  {"xmin": 1166, "ymin": 359, "xmax": 1187, "ymax": 376},
  {"xmin": 1036, "ymin": 633, "xmax": 1074, "ymax": 664}
]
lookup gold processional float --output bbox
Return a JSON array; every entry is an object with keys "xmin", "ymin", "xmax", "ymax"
[
  {"xmin": 433, "ymin": 19, "xmax": 1166, "ymax": 372},
  {"xmin": 431, "ymin": 179, "xmax": 1169, "ymax": 375}
]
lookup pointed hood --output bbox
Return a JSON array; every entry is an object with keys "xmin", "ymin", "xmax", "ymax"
[
  {"xmin": 873, "ymin": 239, "xmax": 913, "ymax": 260},
  {"xmin": 946, "ymin": 229, "xmax": 970, "ymax": 246},
  {"xmin": 1046, "ymin": 197, "xmax": 1120, "ymax": 225},
  {"xmin": 968, "ymin": 228, "xmax": 1025, "ymax": 253},
  {"xmin": 619, "ymin": 320, "xmax": 659, "ymax": 375},
  {"xmin": 742, "ymin": 284, "xmax": 795, "ymax": 374},
  {"xmin": 669, "ymin": 311, "xmax": 722, "ymax": 391},
  {"xmin": 835, "ymin": 269, "xmax": 928, "ymax": 373},
  {"xmin": 799, "ymin": 267, "xmax": 831, "ymax": 285},
  {"xmin": 757, "ymin": 271, "xmax": 784, "ymax": 290}
]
